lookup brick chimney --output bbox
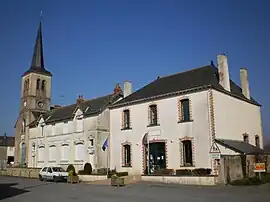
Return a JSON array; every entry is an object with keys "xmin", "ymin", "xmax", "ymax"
[
  {"xmin": 217, "ymin": 54, "xmax": 231, "ymax": 92},
  {"xmin": 124, "ymin": 81, "xmax": 132, "ymax": 98},
  {"xmin": 240, "ymin": 68, "xmax": 250, "ymax": 99},
  {"xmin": 76, "ymin": 95, "xmax": 84, "ymax": 105},
  {"xmin": 114, "ymin": 84, "xmax": 122, "ymax": 95}
]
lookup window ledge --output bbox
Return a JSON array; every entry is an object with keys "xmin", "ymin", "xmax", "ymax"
[
  {"xmin": 121, "ymin": 127, "xmax": 132, "ymax": 131},
  {"xmin": 48, "ymin": 161, "xmax": 56, "ymax": 163},
  {"xmin": 147, "ymin": 124, "xmax": 160, "ymax": 127},
  {"xmin": 60, "ymin": 160, "xmax": 69, "ymax": 162},
  {"xmin": 178, "ymin": 120, "xmax": 193, "ymax": 123},
  {"xmin": 74, "ymin": 160, "xmax": 84, "ymax": 162}
]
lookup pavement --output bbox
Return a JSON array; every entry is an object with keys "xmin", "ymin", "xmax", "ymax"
[{"xmin": 0, "ymin": 176, "xmax": 270, "ymax": 202}]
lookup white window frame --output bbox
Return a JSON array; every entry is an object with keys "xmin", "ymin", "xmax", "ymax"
[
  {"xmin": 74, "ymin": 142, "xmax": 84, "ymax": 161},
  {"xmin": 60, "ymin": 144, "xmax": 69, "ymax": 162}
]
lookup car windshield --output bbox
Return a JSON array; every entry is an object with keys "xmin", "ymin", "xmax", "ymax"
[{"xmin": 52, "ymin": 167, "xmax": 65, "ymax": 172}]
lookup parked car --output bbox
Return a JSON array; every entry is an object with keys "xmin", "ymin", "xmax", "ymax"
[{"xmin": 39, "ymin": 166, "xmax": 68, "ymax": 182}]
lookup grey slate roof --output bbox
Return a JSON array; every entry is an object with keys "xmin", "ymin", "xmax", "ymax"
[
  {"xmin": 215, "ymin": 139, "xmax": 264, "ymax": 155},
  {"xmin": 29, "ymin": 93, "xmax": 122, "ymax": 128},
  {"xmin": 0, "ymin": 136, "xmax": 15, "ymax": 147},
  {"xmin": 22, "ymin": 21, "xmax": 52, "ymax": 77},
  {"xmin": 112, "ymin": 64, "xmax": 260, "ymax": 108}
]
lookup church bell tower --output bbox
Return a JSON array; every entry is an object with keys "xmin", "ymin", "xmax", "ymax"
[{"xmin": 14, "ymin": 20, "xmax": 52, "ymax": 166}]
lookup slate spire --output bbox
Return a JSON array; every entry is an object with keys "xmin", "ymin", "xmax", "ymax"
[{"xmin": 22, "ymin": 17, "xmax": 52, "ymax": 77}]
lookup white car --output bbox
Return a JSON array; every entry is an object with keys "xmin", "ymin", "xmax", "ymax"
[{"xmin": 39, "ymin": 166, "xmax": 68, "ymax": 182}]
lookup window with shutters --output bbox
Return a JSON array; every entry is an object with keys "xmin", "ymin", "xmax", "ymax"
[
  {"xmin": 61, "ymin": 144, "xmax": 69, "ymax": 162},
  {"xmin": 49, "ymin": 145, "xmax": 57, "ymax": 162},
  {"xmin": 38, "ymin": 146, "xmax": 45, "ymax": 162},
  {"xmin": 75, "ymin": 142, "xmax": 84, "ymax": 161}
]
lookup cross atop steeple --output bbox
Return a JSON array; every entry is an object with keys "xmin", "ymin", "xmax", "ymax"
[{"xmin": 22, "ymin": 13, "xmax": 52, "ymax": 77}]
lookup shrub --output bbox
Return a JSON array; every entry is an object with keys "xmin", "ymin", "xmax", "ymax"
[
  {"xmin": 153, "ymin": 169, "xmax": 174, "ymax": 176},
  {"xmin": 78, "ymin": 170, "xmax": 85, "ymax": 175},
  {"xmin": 175, "ymin": 169, "xmax": 193, "ymax": 176},
  {"xmin": 230, "ymin": 177, "xmax": 262, "ymax": 186},
  {"xmin": 192, "ymin": 168, "xmax": 212, "ymax": 176},
  {"xmin": 83, "ymin": 163, "xmax": 92, "ymax": 175},
  {"xmin": 261, "ymin": 173, "xmax": 270, "ymax": 184},
  {"xmin": 66, "ymin": 164, "xmax": 76, "ymax": 176},
  {"xmin": 107, "ymin": 171, "xmax": 128, "ymax": 178}
]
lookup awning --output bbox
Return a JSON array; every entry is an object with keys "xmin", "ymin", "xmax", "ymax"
[{"xmin": 215, "ymin": 139, "xmax": 264, "ymax": 155}]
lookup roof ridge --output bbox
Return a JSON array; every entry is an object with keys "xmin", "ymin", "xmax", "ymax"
[{"xmin": 157, "ymin": 64, "xmax": 212, "ymax": 80}]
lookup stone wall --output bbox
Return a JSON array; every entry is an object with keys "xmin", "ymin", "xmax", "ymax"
[
  {"xmin": 142, "ymin": 176, "xmax": 217, "ymax": 185},
  {"xmin": 0, "ymin": 167, "xmax": 40, "ymax": 178}
]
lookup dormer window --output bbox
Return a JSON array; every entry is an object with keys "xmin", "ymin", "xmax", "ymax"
[{"xmin": 149, "ymin": 104, "xmax": 158, "ymax": 126}]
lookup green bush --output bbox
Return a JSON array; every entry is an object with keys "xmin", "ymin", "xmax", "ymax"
[
  {"xmin": 175, "ymin": 169, "xmax": 193, "ymax": 176},
  {"xmin": 83, "ymin": 163, "xmax": 92, "ymax": 175},
  {"xmin": 192, "ymin": 168, "xmax": 212, "ymax": 176},
  {"xmin": 66, "ymin": 164, "xmax": 77, "ymax": 176},
  {"xmin": 78, "ymin": 170, "xmax": 85, "ymax": 175},
  {"xmin": 107, "ymin": 171, "xmax": 128, "ymax": 178},
  {"xmin": 153, "ymin": 169, "xmax": 174, "ymax": 176},
  {"xmin": 260, "ymin": 173, "xmax": 270, "ymax": 184},
  {"xmin": 175, "ymin": 168, "xmax": 212, "ymax": 176}
]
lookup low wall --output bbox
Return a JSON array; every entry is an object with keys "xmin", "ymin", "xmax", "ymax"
[
  {"xmin": 78, "ymin": 175, "xmax": 107, "ymax": 182},
  {"xmin": 0, "ymin": 167, "xmax": 40, "ymax": 178},
  {"xmin": 141, "ymin": 176, "xmax": 217, "ymax": 186}
]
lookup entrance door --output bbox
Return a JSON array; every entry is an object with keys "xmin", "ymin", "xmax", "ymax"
[{"xmin": 149, "ymin": 142, "xmax": 166, "ymax": 174}]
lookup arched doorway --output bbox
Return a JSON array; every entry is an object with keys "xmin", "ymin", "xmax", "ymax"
[
  {"xmin": 21, "ymin": 142, "xmax": 26, "ymax": 166},
  {"xmin": 142, "ymin": 133, "xmax": 166, "ymax": 175}
]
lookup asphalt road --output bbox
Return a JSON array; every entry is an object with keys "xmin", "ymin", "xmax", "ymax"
[{"xmin": 0, "ymin": 176, "xmax": 270, "ymax": 202}]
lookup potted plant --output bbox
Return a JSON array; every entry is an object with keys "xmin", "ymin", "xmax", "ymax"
[
  {"xmin": 111, "ymin": 173, "xmax": 125, "ymax": 187},
  {"xmin": 67, "ymin": 164, "xmax": 80, "ymax": 183}
]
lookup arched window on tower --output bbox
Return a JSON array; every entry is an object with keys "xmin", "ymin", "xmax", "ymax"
[
  {"xmin": 36, "ymin": 79, "xmax": 40, "ymax": 90},
  {"xmin": 24, "ymin": 79, "xmax": 29, "ymax": 94},
  {"xmin": 41, "ymin": 80, "xmax": 46, "ymax": 91}
]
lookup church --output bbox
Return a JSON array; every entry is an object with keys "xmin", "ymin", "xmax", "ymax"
[
  {"xmin": 14, "ymin": 20, "xmax": 264, "ymax": 175},
  {"xmin": 14, "ymin": 20, "xmax": 123, "ymax": 171}
]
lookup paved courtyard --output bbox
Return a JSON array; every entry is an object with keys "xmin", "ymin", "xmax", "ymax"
[{"xmin": 0, "ymin": 176, "xmax": 270, "ymax": 202}]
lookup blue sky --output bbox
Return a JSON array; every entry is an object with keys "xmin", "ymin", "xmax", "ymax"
[{"xmin": 0, "ymin": 0, "xmax": 269, "ymax": 142}]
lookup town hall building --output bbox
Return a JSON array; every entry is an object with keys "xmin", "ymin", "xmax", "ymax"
[{"xmin": 109, "ymin": 54, "xmax": 264, "ymax": 175}]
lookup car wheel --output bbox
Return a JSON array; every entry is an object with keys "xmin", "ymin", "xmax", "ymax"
[
  {"xmin": 53, "ymin": 176, "xmax": 57, "ymax": 182},
  {"xmin": 39, "ymin": 175, "xmax": 43, "ymax": 181}
]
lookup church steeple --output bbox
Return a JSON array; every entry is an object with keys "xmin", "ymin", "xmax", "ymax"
[{"xmin": 22, "ymin": 20, "xmax": 52, "ymax": 77}]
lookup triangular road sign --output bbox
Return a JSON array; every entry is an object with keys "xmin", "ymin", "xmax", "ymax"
[{"xmin": 209, "ymin": 141, "xmax": 221, "ymax": 153}]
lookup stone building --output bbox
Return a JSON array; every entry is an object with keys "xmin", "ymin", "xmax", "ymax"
[
  {"xmin": 109, "ymin": 54, "xmax": 264, "ymax": 175},
  {"xmin": 0, "ymin": 134, "xmax": 15, "ymax": 169},
  {"xmin": 14, "ymin": 21, "xmax": 52, "ymax": 166},
  {"xmin": 27, "ymin": 89, "xmax": 122, "ymax": 171}
]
